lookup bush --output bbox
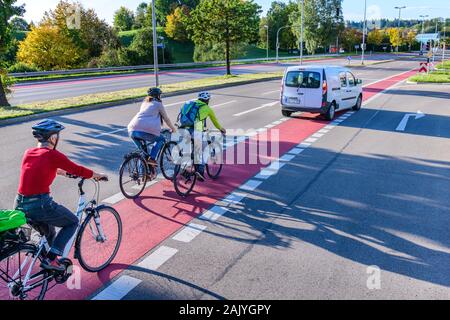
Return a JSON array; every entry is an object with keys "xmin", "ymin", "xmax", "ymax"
[{"xmin": 8, "ymin": 62, "xmax": 40, "ymax": 73}]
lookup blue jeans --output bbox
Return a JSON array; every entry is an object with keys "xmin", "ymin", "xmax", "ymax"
[
  {"xmin": 14, "ymin": 194, "xmax": 78, "ymax": 257},
  {"xmin": 130, "ymin": 131, "xmax": 165, "ymax": 160}
]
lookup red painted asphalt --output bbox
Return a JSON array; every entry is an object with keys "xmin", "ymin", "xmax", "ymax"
[{"xmin": 1, "ymin": 69, "xmax": 416, "ymax": 300}]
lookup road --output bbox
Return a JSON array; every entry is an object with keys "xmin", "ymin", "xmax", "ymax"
[
  {"xmin": 1, "ymin": 58, "xmax": 450, "ymax": 300},
  {"xmin": 9, "ymin": 53, "xmax": 401, "ymax": 105}
]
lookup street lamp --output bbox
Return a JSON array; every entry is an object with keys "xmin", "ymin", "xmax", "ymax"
[
  {"xmin": 264, "ymin": 25, "xmax": 269, "ymax": 61},
  {"xmin": 151, "ymin": 0, "xmax": 159, "ymax": 87},
  {"xmin": 361, "ymin": 0, "xmax": 367, "ymax": 65},
  {"xmin": 299, "ymin": 0, "xmax": 304, "ymax": 64},
  {"xmin": 276, "ymin": 25, "xmax": 296, "ymax": 63},
  {"xmin": 419, "ymin": 15, "xmax": 429, "ymax": 34},
  {"xmin": 394, "ymin": 6, "xmax": 406, "ymax": 53}
]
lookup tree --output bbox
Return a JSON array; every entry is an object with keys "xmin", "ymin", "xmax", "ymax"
[
  {"xmin": 290, "ymin": 0, "xmax": 344, "ymax": 54},
  {"xmin": 42, "ymin": 1, "xmax": 119, "ymax": 60},
  {"xmin": 10, "ymin": 17, "xmax": 29, "ymax": 31},
  {"xmin": 134, "ymin": 2, "xmax": 149, "ymax": 29},
  {"xmin": 165, "ymin": 6, "xmax": 191, "ymax": 42},
  {"xmin": 17, "ymin": 25, "xmax": 84, "ymax": 70},
  {"xmin": 127, "ymin": 27, "xmax": 172, "ymax": 65},
  {"xmin": 405, "ymin": 29, "xmax": 417, "ymax": 50},
  {"xmin": 387, "ymin": 27, "xmax": 404, "ymax": 49},
  {"xmin": 155, "ymin": 0, "xmax": 199, "ymax": 25},
  {"xmin": 190, "ymin": 0, "xmax": 261, "ymax": 75},
  {"xmin": 0, "ymin": 0, "xmax": 25, "ymax": 107},
  {"xmin": 114, "ymin": 6, "xmax": 135, "ymax": 31},
  {"xmin": 367, "ymin": 29, "xmax": 384, "ymax": 50},
  {"xmin": 340, "ymin": 28, "xmax": 362, "ymax": 53}
]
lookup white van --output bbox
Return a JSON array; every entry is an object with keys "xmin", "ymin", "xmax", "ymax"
[{"xmin": 280, "ymin": 65, "xmax": 363, "ymax": 120}]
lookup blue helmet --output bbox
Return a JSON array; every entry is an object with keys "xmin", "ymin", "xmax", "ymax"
[{"xmin": 32, "ymin": 119, "xmax": 65, "ymax": 142}]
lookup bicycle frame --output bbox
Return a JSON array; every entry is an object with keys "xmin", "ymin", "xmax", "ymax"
[{"xmin": 6, "ymin": 179, "xmax": 106, "ymax": 296}]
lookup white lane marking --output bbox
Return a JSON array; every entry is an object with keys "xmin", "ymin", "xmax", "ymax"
[
  {"xmin": 280, "ymin": 154, "xmax": 296, "ymax": 162},
  {"xmin": 234, "ymin": 101, "xmax": 278, "ymax": 117},
  {"xmin": 324, "ymin": 125, "xmax": 335, "ymax": 130},
  {"xmin": 165, "ymin": 101, "xmax": 185, "ymax": 107},
  {"xmin": 102, "ymin": 192, "xmax": 125, "ymax": 205},
  {"xmin": 272, "ymin": 120, "xmax": 283, "ymax": 125},
  {"xmin": 172, "ymin": 223, "xmax": 207, "ymax": 243},
  {"xmin": 318, "ymin": 129, "xmax": 329, "ymax": 134},
  {"xmin": 211, "ymin": 100, "xmax": 237, "ymax": 108},
  {"xmin": 396, "ymin": 111, "xmax": 425, "ymax": 131},
  {"xmin": 93, "ymin": 128, "xmax": 127, "ymax": 138},
  {"xmin": 223, "ymin": 192, "xmax": 247, "ymax": 205},
  {"xmin": 265, "ymin": 124, "xmax": 276, "ymax": 128},
  {"xmin": 92, "ymin": 276, "xmax": 141, "ymax": 300},
  {"xmin": 262, "ymin": 90, "xmax": 280, "ymax": 96},
  {"xmin": 288, "ymin": 148, "xmax": 305, "ymax": 155},
  {"xmin": 239, "ymin": 179, "xmax": 262, "ymax": 191},
  {"xmin": 311, "ymin": 133, "xmax": 324, "ymax": 138},
  {"xmin": 257, "ymin": 128, "xmax": 267, "ymax": 132},
  {"xmin": 138, "ymin": 246, "xmax": 178, "ymax": 271},
  {"xmin": 199, "ymin": 205, "xmax": 229, "ymax": 222},
  {"xmin": 304, "ymin": 137, "xmax": 317, "ymax": 143},
  {"xmin": 297, "ymin": 143, "xmax": 311, "ymax": 150}
]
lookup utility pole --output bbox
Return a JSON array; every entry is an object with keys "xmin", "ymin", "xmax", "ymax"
[
  {"xmin": 361, "ymin": 0, "xmax": 367, "ymax": 65},
  {"xmin": 151, "ymin": 0, "xmax": 159, "ymax": 87},
  {"xmin": 394, "ymin": 6, "xmax": 406, "ymax": 53},
  {"xmin": 419, "ymin": 15, "xmax": 429, "ymax": 34},
  {"xmin": 299, "ymin": 0, "xmax": 304, "ymax": 64},
  {"xmin": 265, "ymin": 25, "xmax": 269, "ymax": 61}
]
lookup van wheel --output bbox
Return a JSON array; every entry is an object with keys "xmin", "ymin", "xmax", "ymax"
[
  {"xmin": 325, "ymin": 102, "xmax": 336, "ymax": 121},
  {"xmin": 282, "ymin": 110, "xmax": 292, "ymax": 117},
  {"xmin": 352, "ymin": 95, "xmax": 362, "ymax": 111}
]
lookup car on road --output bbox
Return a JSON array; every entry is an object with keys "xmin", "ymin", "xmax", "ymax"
[{"xmin": 280, "ymin": 65, "xmax": 363, "ymax": 120}]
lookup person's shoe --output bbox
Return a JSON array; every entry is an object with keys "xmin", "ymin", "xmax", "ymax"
[
  {"xmin": 195, "ymin": 171, "xmax": 206, "ymax": 182},
  {"xmin": 40, "ymin": 258, "xmax": 65, "ymax": 273}
]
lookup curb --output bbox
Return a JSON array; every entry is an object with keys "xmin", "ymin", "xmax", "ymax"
[
  {"xmin": 406, "ymin": 80, "xmax": 450, "ymax": 85},
  {"xmin": 347, "ymin": 59, "xmax": 395, "ymax": 68},
  {"xmin": 0, "ymin": 76, "xmax": 282, "ymax": 127}
]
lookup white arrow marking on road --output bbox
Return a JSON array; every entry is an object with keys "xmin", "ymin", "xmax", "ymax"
[{"xmin": 396, "ymin": 111, "xmax": 425, "ymax": 131}]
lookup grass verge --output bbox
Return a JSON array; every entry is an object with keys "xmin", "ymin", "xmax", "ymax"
[{"xmin": 1, "ymin": 72, "xmax": 283, "ymax": 121}]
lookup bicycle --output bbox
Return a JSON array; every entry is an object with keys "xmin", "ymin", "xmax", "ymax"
[
  {"xmin": 173, "ymin": 128, "xmax": 224, "ymax": 197},
  {"xmin": 0, "ymin": 176, "xmax": 122, "ymax": 300},
  {"xmin": 119, "ymin": 128, "xmax": 179, "ymax": 199}
]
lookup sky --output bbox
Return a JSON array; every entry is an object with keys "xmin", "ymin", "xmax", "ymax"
[{"xmin": 18, "ymin": 0, "xmax": 450, "ymax": 25}]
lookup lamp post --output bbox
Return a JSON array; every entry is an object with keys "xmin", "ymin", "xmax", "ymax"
[
  {"xmin": 394, "ymin": 6, "xmax": 406, "ymax": 53},
  {"xmin": 276, "ymin": 25, "xmax": 290, "ymax": 63},
  {"xmin": 151, "ymin": 0, "xmax": 159, "ymax": 87},
  {"xmin": 420, "ymin": 14, "xmax": 429, "ymax": 34},
  {"xmin": 299, "ymin": 0, "xmax": 304, "ymax": 64},
  {"xmin": 361, "ymin": 0, "xmax": 367, "ymax": 65},
  {"xmin": 264, "ymin": 25, "xmax": 269, "ymax": 61}
]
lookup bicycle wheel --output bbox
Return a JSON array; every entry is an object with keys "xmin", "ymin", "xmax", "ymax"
[
  {"xmin": 173, "ymin": 163, "xmax": 197, "ymax": 197},
  {"xmin": 206, "ymin": 142, "xmax": 223, "ymax": 180},
  {"xmin": 119, "ymin": 153, "xmax": 148, "ymax": 199},
  {"xmin": 0, "ymin": 244, "xmax": 48, "ymax": 300},
  {"xmin": 160, "ymin": 141, "xmax": 179, "ymax": 181},
  {"xmin": 77, "ymin": 206, "xmax": 122, "ymax": 272}
]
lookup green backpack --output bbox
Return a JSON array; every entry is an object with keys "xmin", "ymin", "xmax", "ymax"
[{"xmin": 0, "ymin": 210, "xmax": 27, "ymax": 233}]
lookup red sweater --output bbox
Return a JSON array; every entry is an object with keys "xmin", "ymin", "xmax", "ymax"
[{"xmin": 18, "ymin": 148, "xmax": 94, "ymax": 196}]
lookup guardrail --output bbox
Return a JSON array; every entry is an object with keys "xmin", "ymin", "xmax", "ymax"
[{"xmin": 10, "ymin": 54, "xmax": 339, "ymax": 78}]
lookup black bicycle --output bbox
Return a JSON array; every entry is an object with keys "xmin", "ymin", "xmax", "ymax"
[
  {"xmin": 0, "ymin": 177, "xmax": 122, "ymax": 300},
  {"xmin": 119, "ymin": 129, "xmax": 179, "ymax": 199},
  {"xmin": 173, "ymin": 129, "xmax": 224, "ymax": 197}
]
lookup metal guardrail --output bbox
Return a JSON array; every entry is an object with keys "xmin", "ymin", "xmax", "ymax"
[{"xmin": 10, "ymin": 54, "xmax": 339, "ymax": 78}]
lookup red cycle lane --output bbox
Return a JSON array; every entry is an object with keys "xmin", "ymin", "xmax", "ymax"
[{"xmin": 41, "ymin": 69, "xmax": 417, "ymax": 300}]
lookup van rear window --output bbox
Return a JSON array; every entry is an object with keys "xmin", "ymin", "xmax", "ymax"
[{"xmin": 285, "ymin": 71, "xmax": 321, "ymax": 89}]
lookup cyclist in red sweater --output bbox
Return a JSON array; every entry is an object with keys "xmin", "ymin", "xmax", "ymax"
[{"xmin": 14, "ymin": 119, "xmax": 108, "ymax": 272}]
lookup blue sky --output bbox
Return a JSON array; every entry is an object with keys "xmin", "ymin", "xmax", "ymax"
[{"xmin": 19, "ymin": 0, "xmax": 450, "ymax": 25}]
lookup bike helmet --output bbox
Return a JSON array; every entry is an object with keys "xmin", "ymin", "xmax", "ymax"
[
  {"xmin": 147, "ymin": 87, "xmax": 162, "ymax": 99},
  {"xmin": 32, "ymin": 119, "xmax": 65, "ymax": 142},
  {"xmin": 198, "ymin": 92, "xmax": 211, "ymax": 102}
]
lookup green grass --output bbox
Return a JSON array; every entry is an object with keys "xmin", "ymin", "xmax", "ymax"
[
  {"xmin": 409, "ymin": 72, "xmax": 450, "ymax": 83},
  {"xmin": 435, "ymin": 60, "xmax": 450, "ymax": 70},
  {"xmin": 0, "ymin": 72, "xmax": 283, "ymax": 121}
]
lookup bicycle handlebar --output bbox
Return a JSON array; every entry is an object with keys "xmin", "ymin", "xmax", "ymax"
[{"xmin": 66, "ymin": 173, "xmax": 109, "ymax": 182}]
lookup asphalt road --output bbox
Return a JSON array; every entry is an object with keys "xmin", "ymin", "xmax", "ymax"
[
  {"xmin": 9, "ymin": 53, "xmax": 403, "ymax": 105},
  {"xmin": 2, "ymin": 59, "xmax": 450, "ymax": 299}
]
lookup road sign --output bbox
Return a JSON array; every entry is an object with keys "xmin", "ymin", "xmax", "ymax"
[
  {"xmin": 355, "ymin": 45, "xmax": 360, "ymax": 49},
  {"xmin": 419, "ymin": 62, "xmax": 428, "ymax": 73}
]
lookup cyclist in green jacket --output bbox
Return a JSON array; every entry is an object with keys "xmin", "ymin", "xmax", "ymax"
[{"xmin": 190, "ymin": 92, "xmax": 226, "ymax": 181}]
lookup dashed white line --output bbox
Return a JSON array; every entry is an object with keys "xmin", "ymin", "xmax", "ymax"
[
  {"xmin": 92, "ymin": 276, "xmax": 141, "ymax": 300},
  {"xmin": 199, "ymin": 205, "xmax": 229, "ymax": 222},
  {"xmin": 137, "ymin": 246, "xmax": 178, "ymax": 271},
  {"xmin": 102, "ymin": 192, "xmax": 125, "ymax": 205},
  {"xmin": 212, "ymin": 100, "xmax": 237, "ymax": 108},
  {"xmin": 234, "ymin": 101, "xmax": 278, "ymax": 117},
  {"xmin": 93, "ymin": 128, "xmax": 127, "ymax": 138},
  {"xmin": 172, "ymin": 223, "xmax": 207, "ymax": 243},
  {"xmin": 288, "ymin": 148, "xmax": 305, "ymax": 155},
  {"xmin": 239, "ymin": 179, "xmax": 262, "ymax": 191}
]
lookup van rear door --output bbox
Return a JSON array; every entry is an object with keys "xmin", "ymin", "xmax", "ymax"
[{"xmin": 283, "ymin": 70, "xmax": 306, "ymax": 108}]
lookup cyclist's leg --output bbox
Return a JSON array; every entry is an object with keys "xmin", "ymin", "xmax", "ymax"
[
  {"xmin": 129, "ymin": 131, "xmax": 149, "ymax": 155},
  {"xmin": 190, "ymin": 128, "xmax": 205, "ymax": 177}
]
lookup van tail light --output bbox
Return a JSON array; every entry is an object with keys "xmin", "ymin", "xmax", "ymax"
[{"xmin": 322, "ymin": 80, "xmax": 328, "ymax": 96}]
